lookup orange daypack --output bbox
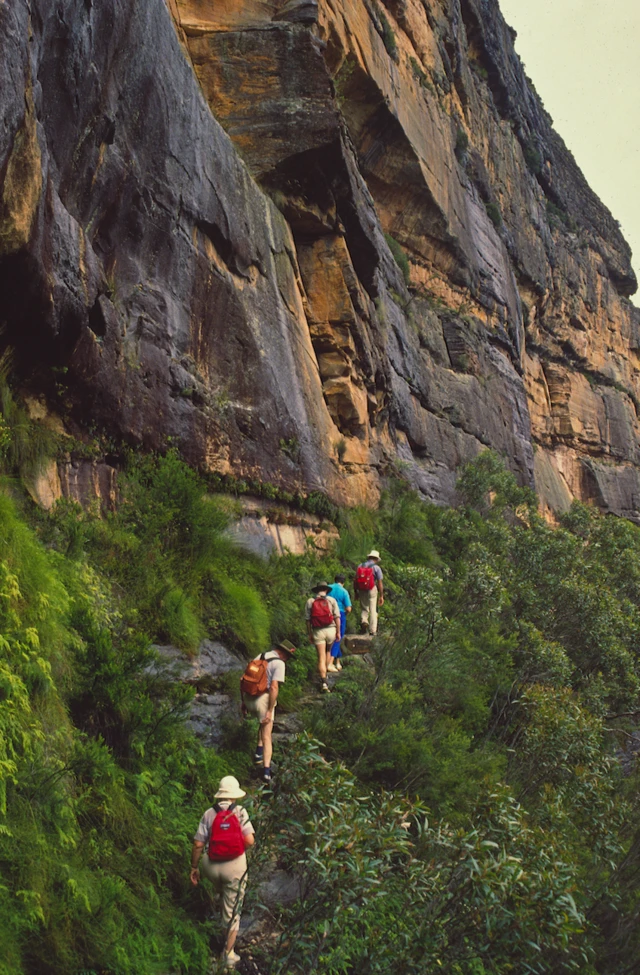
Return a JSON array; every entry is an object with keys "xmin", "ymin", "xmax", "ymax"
[{"xmin": 240, "ymin": 653, "xmax": 269, "ymax": 697}]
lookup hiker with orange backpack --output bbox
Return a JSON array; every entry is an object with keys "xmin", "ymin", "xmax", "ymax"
[
  {"xmin": 354, "ymin": 550, "xmax": 384, "ymax": 636},
  {"xmin": 190, "ymin": 775, "xmax": 255, "ymax": 969},
  {"xmin": 240, "ymin": 640, "xmax": 296, "ymax": 784},
  {"xmin": 305, "ymin": 582, "xmax": 341, "ymax": 693}
]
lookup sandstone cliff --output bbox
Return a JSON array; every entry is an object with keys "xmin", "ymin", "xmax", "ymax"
[{"xmin": 1, "ymin": 0, "xmax": 639, "ymax": 517}]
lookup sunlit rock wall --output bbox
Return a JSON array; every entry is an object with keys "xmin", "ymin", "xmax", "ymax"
[{"xmin": 2, "ymin": 0, "xmax": 639, "ymax": 517}]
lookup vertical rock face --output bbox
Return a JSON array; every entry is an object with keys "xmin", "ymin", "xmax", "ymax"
[{"xmin": 1, "ymin": 0, "xmax": 639, "ymax": 517}]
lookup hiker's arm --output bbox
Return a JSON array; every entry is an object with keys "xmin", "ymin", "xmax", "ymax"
[
  {"xmin": 377, "ymin": 579, "xmax": 384, "ymax": 606},
  {"xmin": 190, "ymin": 840, "xmax": 205, "ymax": 885},
  {"xmin": 261, "ymin": 679, "xmax": 279, "ymax": 723},
  {"xmin": 244, "ymin": 832, "xmax": 255, "ymax": 849},
  {"xmin": 346, "ymin": 605, "xmax": 352, "ymax": 613}
]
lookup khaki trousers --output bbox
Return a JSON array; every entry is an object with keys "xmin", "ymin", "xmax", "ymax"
[
  {"xmin": 358, "ymin": 588, "xmax": 378, "ymax": 635},
  {"xmin": 200, "ymin": 852, "xmax": 248, "ymax": 932}
]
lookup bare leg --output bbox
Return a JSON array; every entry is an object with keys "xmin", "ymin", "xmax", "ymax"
[
  {"xmin": 316, "ymin": 642, "xmax": 327, "ymax": 680},
  {"xmin": 261, "ymin": 714, "xmax": 274, "ymax": 768},
  {"xmin": 225, "ymin": 925, "xmax": 239, "ymax": 953}
]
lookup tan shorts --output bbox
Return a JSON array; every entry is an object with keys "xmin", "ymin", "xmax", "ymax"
[
  {"xmin": 244, "ymin": 692, "xmax": 275, "ymax": 721},
  {"xmin": 200, "ymin": 853, "xmax": 248, "ymax": 932},
  {"xmin": 312, "ymin": 625, "xmax": 337, "ymax": 646}
]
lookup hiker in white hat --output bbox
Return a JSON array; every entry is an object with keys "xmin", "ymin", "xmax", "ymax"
[
  {"xmin": 353, "ymin": 550, "xmax": 384, "ymax": 636},
  {"xmin": 190, "ymin": 776, "xmax": 255, "ymax": 968}
]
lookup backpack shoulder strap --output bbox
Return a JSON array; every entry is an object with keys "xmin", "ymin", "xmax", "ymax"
[{"xmin": 213, "ymin": 801, "xmax": 236, "ymax": 814}]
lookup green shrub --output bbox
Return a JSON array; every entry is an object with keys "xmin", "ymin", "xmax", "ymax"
[
  {"xmin": 409, "ymin": 56, "xmax": 434, "ymax": 93},
  {"xmin": 546, "ymin": 199, "xmax": 578, "ymax": 232},
  {"xmin": 384, "ymin": 233, "xmax": 411, "ymax": 284},
  {"xmin": 485, "ymin": 200, "xmax": 502, "ymax": 228},
  {"xmin": 455, "ymin": 126, "xmax": 469, "ymax": 161},
  {"xmin": 378, "ymin": 9, "xmax": 398, "ymax": 62},
  {"xmin": 0, "ymin": 488, "xmax": 227, "ymax": 974},
  {"xmin": 254, "ymin": 735, "xmax": 592, "ymax": 974},
  {"xmin": 0, "ymin": 358, "xmax": 59, "ymax": 480},
  {"xmin": 217, "ymin": 578, "xmax": 271, "ymax": 655},
  {"xmin": 524, "ymin": 141, "xmax": 543, "ymax": 174},
  {"xmin": 161, "ymin": 586, "xmax": 203, "ymax": 650}
]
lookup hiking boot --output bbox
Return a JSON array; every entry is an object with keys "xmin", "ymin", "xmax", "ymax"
[
  {"xmin": 222, "ymin": 949, "xmax": 241, "ymax": 968},
  {"xmin": 327, "ymin": 663, "xmax": 339, "ymax": 673},
  {"xmin": 335, "ymin": 659, "xmax": 343, "ymax": 671},
  {"xmin": 320, "ymin": 681, "xmax": 331, "ymax": 693},
  {"xmin": 254, "ymin": 750, "xmax": 264, "ymax": 764},
  {"xmin": 262, "ymin": 768, "xmax": 273, "ymax": 784},
  {"xmin": 360, "ymin": 622, "xmax": 369, "ymax": 634}
]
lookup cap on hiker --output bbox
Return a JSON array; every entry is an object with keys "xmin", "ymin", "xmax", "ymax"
[
  {"xmin": 275, "ymin": 639, "xmax": 297, "ymax": 655},
  {"xmin": 312, "ymin": 582, "xmax": 331, "ymax": 593},
  {"xmin": 214, "ymin": 775, "xmax": 246, "ymax": 800},
  {"xmin": 367, "ymin": 550, "xmax": 381, "ymax": 560}
]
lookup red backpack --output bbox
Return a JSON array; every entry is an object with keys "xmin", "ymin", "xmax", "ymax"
[
  {"xmin": 354, "ymin": 564, "xmax": 375, "ymax": 591},
  {"xmin": 310, "ymin": 597, "xmax": 335, "ymax": 628},
  {"xmin": 208, "ymin": 803, "xmax": 245, "ymax": 861}
]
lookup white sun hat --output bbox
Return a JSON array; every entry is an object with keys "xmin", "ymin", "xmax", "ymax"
[
  {"xmin": 367, "ymin": 550, "xmax": 381, "ymax": 560},
  {"xmin": 214, "ymin": 775, "xmax": 246, "ymax": 800}
]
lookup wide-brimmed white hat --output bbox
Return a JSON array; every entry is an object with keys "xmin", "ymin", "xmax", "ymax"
[
  {"xmin": 214, "ymin": 775, "xmax": 246, "ymax": 800},
  {"xmin": 367, "ymin": 550, "xmax": 381, "ymax": 560}
]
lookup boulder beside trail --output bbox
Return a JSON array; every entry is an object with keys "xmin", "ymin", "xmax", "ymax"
[
  {"xmin": 343, "ymin": 633, "xmax": 374, "ymax": 655},
  {"xmin": 150, "ymin": 640, "xmax": 244, "ymax": 746}
]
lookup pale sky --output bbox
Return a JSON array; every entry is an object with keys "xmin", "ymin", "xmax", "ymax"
[{"xmin": 499, "ymin": 0, "xmax": 640, "ymax": 300}]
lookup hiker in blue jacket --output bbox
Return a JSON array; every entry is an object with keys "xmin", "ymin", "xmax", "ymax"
[{"xmin": 327, "ymin": 574, "xmax": 351, "ymax": 672}]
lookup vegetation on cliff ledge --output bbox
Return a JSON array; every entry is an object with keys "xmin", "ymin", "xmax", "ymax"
[{"xmin": 2, "ymin": 439, "xmax": 640, "ymax": 973}]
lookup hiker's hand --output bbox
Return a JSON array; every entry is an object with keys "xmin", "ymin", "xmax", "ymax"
[
  {"xmin": 379, "ymin": 596, "xmax": 385, "ymax": 606},
  {"xmin": 260, "ymin": 710, "xmax": 273, "ymax": 725},
  {"xmin": 241, "ymin": 702, "xmax": 247, "ymax": 717},
  {"xmin": 190, "ymin": 867, "xmax": 199, "ymax": 886}
]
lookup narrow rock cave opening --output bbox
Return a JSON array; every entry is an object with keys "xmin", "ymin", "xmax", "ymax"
[{"xmin": 0, "ymin": 252, "xmax": 57, "ymax": 371}]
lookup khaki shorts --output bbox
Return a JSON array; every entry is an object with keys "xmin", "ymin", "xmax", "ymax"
[
  {"xmin": 244, "ymin": 692, "xmax": 275, "ymax": 721},
  {"xmin": 200, "ymin": 852, "xmax": 248, "ymax": 932},
  {"xmin": 312, "ymin": 625, "xmax": 337, "ymax": 646}
]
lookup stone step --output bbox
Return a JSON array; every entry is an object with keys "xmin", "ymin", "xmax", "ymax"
[{"xmin": 343, "ymin": 633, "xmax": 374, "ymax": 654}]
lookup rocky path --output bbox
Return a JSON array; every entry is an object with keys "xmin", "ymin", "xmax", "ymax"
[{"xmin": 158, "ymin": 634, "xmax": 377, "ymax": 974}]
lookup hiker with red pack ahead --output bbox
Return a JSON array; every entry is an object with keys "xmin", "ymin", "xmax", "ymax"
[
  {"xmin": 190, "ymin": 775, "xmax": 255, "ymax": 969},
  {"xmin": 305, "ymin": 582, "xmax": 341, "ymax": 694},
  {"xmin": 240, "ymin": 640, "xmax": 296, "ymax": 784},
  {"xmin": 354, "ymin": 550, "xmax": 384, "ymax": 636}
]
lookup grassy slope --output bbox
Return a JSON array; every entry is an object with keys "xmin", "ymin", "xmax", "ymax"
[{"xmin": 2, "ymin": 447, "xmax": 640, "ymax": 973}]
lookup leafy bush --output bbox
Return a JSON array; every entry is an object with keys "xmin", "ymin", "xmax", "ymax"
[
  {"xmin": 255, "ymin": 736, "xmax": 593, "ymax": 974},
  {"xmin": 0, "ymin": 488, "xmax": 232, "ymax": 975},
  {"xmin": 384, "ymin": 233, "xmax": 410, "ymax": 284},
  {"xmin": 524, "ymin": 141, "xmax": 543, "ymax": 174},
  {"xmin": 378, "ymin": 8, "xmax": 398, "ymax": 62},
  {"xmin": 455, "ymin": 126, "xmax": 469, "ymax": 162},
  {"xmin": 485, "ymin": 201, "xmax": 502, "ymax": 228}
]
